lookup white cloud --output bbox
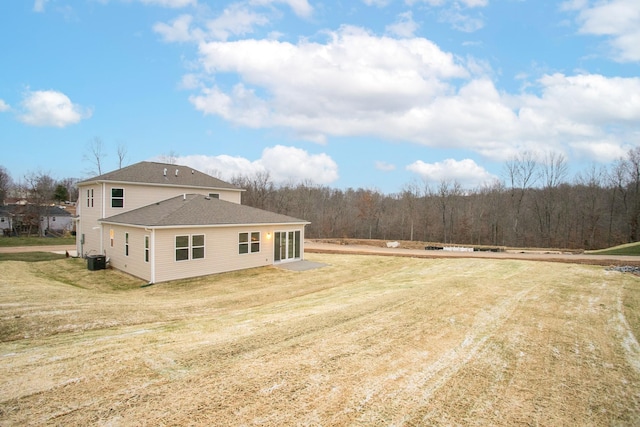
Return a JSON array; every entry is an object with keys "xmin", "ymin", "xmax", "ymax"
[
  {"xmin": 405, "ymin": 0, "xmax": 486, "ymax": 32},
  {"xmin": 375, "ymin": 161, "xmax": 396, "ymax": 172},
  {"xmin": 154, "ymin": 14, "xmax": 199, "ymax": 42},
  {"xmin": 571, "ymin": 0, "xmax": 640, "ymax": 62},
  {"xmin": 205, "ymin": 4, "xmax": 269, "ymax": 41},
  {"xmin": 154, "ymin": 5, "xmax": 269, "ymax": 43},
  {"xmin": 363, "ymin": 0, "xmax": 392, "ymax": 6},
  {"xmin": 406, "ymin": 158, "xmax": 496, "ymax": 187},
  {"xmin": 439, "ymin": 8, "xmax": 484, "ymax": 32},
  {"xmin": 0, "ymin": 99, "xmax": 10, "ymax": 112},
  {"xmin": 250, "ymin": 0, "xmax": 313, "ymax": 18},
  {"xmin": 386, "ymin": 11, "xmax": 419, "ymax": 38},
  {"xmin": 261, "ymin": 145, "xmax": 339, "ymax": 184},
  {"xmin": 184, "ymin": 25, "xmax": 639, "ymax": 168},
  {"xmin": 139, "ymin": 0, "xmax": 196, "ymax": 8},
  {"xmin": 168, "ymin": 145, "xmax": 338, "ymax": 185},
  {"xmin": 191, "ymin": 26, "xmax": 467, "ymax": 130},
  {"xmin": 18, "ymin": 90, "xmax": 92, "ymax": 128},
  {"xmin": 33, "ymin": 0, "xmax": 49, "ymax": 12},
  {"xmin": 569, "ymin": 140, "xmax": 629, "ymax": 163},
  {"xmin": 405, "ymin": 0, "xmax": 488, "ymax": 8}
]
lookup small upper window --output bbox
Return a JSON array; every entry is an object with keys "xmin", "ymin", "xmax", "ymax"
[{"xmin": 111, "ymin": 188, "xmax": 124, "ymax": 208}]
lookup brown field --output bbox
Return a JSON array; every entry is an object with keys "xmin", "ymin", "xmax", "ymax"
[{"xmin": 1, "ymin": 253, "xmax": 640, "ymax": 426}]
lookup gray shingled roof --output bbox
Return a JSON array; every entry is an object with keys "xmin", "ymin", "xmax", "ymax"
[
  {"xmin": 100, "ymin": 194, "xmax": 308, "ymax": 227},
  {"xmin": 79, "ymin": 161, "xmax": 241, "ymax": 190}
]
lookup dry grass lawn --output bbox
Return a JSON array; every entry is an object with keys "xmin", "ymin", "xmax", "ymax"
[{"xmin": 1, "ymin": 254, "xmax": 640, "ymax": 426}]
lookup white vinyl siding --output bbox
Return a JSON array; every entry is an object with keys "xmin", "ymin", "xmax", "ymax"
[
  {"xmin": 151, "ymin": 225, "xmax": 301, "ymax": 283},
  {"xmin": 101, "ymin": 225, "xmax": 151, "ymax": 282}
]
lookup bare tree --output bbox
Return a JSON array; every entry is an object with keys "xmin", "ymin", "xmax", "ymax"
[
  {"xmin": 233, "ymin": 171, "xmax": 274, "ymax": 210},
  {"xmin": 503, "ymin": 151, "xmax": 538, "ymax": 246},
  {"xmin": 83, "ymin": 137, "xmax": 107, "ymax": 176},
  {"xmin": 24, "ymin": 171, "xmax": 56, "ymax": 236},
  {"xmin": 0, "ymin": 165, "xmax": 12, "ymax": 205},
  {"xmin": 574, "ymin": 164, "xmax": 606, "ymax": 248},
  {"xmin": 117, "ymin": 144, "xmax": 128, "ymax": 169},
  {"xmin": 434, "ymin": 179, "xmax": 462, "ymax": 244},
  {"xmin": 159, "ymin": 150, "xmax": 180, "ymax": 165},
  {"xmin": 623, "ymin": 147, "xmax": 640, "ymax": 241},
  {"xmin": 400, "ymin": 182, "xmax": 420, "ymax": 241},
  {"xmin": 532, "ymin": 152, "xmax": 569, "ymax": 247}
]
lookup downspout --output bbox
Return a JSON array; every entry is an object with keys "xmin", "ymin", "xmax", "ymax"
[
  {"xmin": 101, "ymin": 182, "xmax": 106, "ymax": 256},
  {"xmin": 99, "ymin": 223, "xmax": 104, "ymax": 255},
  {"xmin": 146, "ymin": 228, "xmax": 156, "ymax": 284},
  {"xmin": 102, "ymin": 182, "xmax": 106, "ymax": 220}
]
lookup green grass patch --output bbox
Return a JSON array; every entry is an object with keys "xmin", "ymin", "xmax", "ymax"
[
  {"xmin": 0, "ymin": 236, "xmax": 75, "ymax": 247},
  {"xmin": 588, "ymin": 242, "xmax": 640, "ymax": 256},
  {"xmin": 0, "ymin": 252, "xmax": 67, "ymax": 262}
]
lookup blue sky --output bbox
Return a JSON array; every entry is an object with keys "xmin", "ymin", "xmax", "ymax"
[{"xmin": 1, "ymin": 0, "xmax": 639, "ymax": 194}]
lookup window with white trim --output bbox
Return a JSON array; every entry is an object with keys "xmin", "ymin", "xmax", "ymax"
[
  {"xmin": 239, "ymin": 231, "xmax": 260, "ymax": 254},
  {"xmin": 192, "ymin": 234, "xmax": 205, "ymax": 259},
  {"xmin": 125, "ymin": 232, "xmax": 129, "ymax": 256},
  {"xmin": 86, "ymin": 188, "xmax": 94, "ymax": 208},
  {"xmin": 175, "ymin": 234, "xmax": 205, "ymax": 261},
  {"xmin": 144, "ymin": 235, "xmax": 150, "ymax": 263},
  {"xmin": 175, "ymin": 235, "xmax": 189, "ymax": 261},
  {"xmin": 111, "ymin": 188, "xmax": 124, "ymax": 208}
]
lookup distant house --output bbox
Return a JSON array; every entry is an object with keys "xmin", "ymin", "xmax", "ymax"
[
  {"xmin": 0, "ymin": 204, "xmax": 72, "ymax": 236},
  {"xmin": 0, "ymin": 206, "xmax": 11, "ymax": 235},
  {"xmin": 76, "ymin": 161, "xmax": 309, "ymax": 283}
]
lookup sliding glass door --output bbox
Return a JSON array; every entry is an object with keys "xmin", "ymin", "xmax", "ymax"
[{"xmin": 274, "ymin": 230, "xmax": 301, "ymax": 262}]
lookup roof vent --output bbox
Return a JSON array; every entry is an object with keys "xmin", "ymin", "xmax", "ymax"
[
  {"xmin": 183, "ymin": 194, "xmax": 186, "ymax": 200},
  {"xmin": 163, "ymin": 168, "xmax": 167, "ymax": 176},
  {"xmin": 175, "ymin": 169, "xmax": 179, "ymax": 177}
]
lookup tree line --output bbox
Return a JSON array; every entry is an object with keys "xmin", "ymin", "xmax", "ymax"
[
  {"xmin": 3, "ymin": 145, "xmax": 640, "ymax": 249},
  {"xmin": 232, "ymin": 149, "xmax": 640, "ymax": 250}
]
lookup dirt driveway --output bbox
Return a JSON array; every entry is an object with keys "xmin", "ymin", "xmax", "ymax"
[
  {"xmin": 304, "ymin": 240, "xmax": 640, "ymax": 266},
  {"xmin": 0, "ymin": 245, "xmax": 76, "ymax": 254}
]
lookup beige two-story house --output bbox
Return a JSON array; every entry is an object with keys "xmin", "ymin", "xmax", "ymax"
[{"xmin": 76, "ymin": 161, "xmax": 309, "ymax": 283}]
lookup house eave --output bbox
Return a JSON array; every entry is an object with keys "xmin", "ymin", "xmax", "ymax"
[
  {"xmin": 78, "ymin": 180, "xmax": 244, "ymax": 192},
  {"xmin": 98, "ymin": 220, "xmax": 311, "ymax": 229}
]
